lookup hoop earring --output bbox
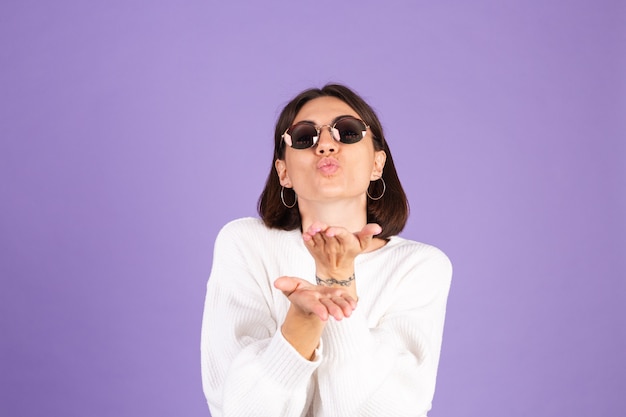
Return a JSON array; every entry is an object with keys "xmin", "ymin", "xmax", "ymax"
[
  {"xmin": 280, "ymin": 186, "xmax": 297, "ymax": 208},
  {"xmin": 367, "ymin": 178, "xmax": 386, "ymax": 200}
]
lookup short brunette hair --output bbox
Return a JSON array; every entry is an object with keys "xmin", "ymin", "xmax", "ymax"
[{"xmin": 257, "ymin": 84, "xmax": 409, "ymax": 239}]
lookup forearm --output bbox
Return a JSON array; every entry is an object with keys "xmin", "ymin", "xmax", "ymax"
[{"xmin": 281, "ymin": 304, "xmax": 326, "ymax": 360}]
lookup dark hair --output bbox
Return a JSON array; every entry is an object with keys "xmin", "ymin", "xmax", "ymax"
[{"xmin": 257, "ymin": 84, "xmax": 409, "ymax": 239}]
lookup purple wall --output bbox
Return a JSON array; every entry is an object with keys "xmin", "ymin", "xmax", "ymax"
[{"xmin": 1, "ymin": 1, "xmax": 624, "ymax": 416}]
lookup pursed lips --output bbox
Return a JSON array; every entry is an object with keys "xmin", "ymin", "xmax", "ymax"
[{"xmin": 317, "ymin": 157, "xmax": 339, "ymax": 175}]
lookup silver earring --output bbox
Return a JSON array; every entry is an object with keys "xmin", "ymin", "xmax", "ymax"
[
  {"xmin": 367, "ymin": 178, "xmax": 386, "ymax": 200},
  {"xmin": 281, "ymin": 186, "xmax": 297, "ymax": 208}
]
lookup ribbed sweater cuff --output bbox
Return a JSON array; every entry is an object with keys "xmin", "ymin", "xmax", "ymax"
[{"xmin": 262, "ymin": 329, "xmax": 321, "ymax": 390}]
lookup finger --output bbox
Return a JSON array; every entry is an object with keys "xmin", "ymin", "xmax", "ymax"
[
  {"xmin": 309, "ymin": 301, "xmax": 329, "ymax": 321},
  {"xmin": 320, "ymin": 297, "xmax": 345, "ymax": 321},
  {"xmin": 313, "ymin": 231, "xmax": 342, "ymax": 257},
  {"xmin": 311, "ymin": 227, "xmax": 330, "ymax": 247},
  {"xmin": 303, "ymin": 221, "xmax": 328, "ymax": 243},
  {"xmin": 327, "ymin": 226, "xmax": 357, "ymax": 249},
  {"xmin": 307, "ymin": 222, "xmax": 327, "ymax": 236},
  {"xmin": 345, "ymin": 295, "xmax": 358, "ymax": 310},
  {"xmin": 303, "ymin": 232, "xmax": 316, "ymax": 246},
  {"xmin": 303, "ymin": 230, "xmax": 324, "ymax": 250},
  {"xmin": 331, "ymin": 296, "xmax": 355, "ymax": 317},
  {"xmin": 330, "ymin": 288, "xmax": 357, "ymax": 309},
  {"xmin": 324, "ymin": 226, "xmax": 351, "ymax": 239}
]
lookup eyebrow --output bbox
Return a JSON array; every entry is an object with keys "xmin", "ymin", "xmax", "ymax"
[{"xmin": 297, "ymin": 114, "xmax": 355, "ymax": 126}]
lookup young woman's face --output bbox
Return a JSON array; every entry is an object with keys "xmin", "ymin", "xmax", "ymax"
[{"xmin": 275, "ymin": 96, "xmax": 386, "ymax": 204}]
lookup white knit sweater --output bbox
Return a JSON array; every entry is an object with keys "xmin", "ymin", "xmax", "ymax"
[{"xmin": 201, "ymin": 218, "xmax": 452, "ymax": 417}]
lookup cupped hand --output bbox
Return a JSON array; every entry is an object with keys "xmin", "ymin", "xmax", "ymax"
[
  {"xmin": 274, "ymin": 276, "xmax": 357, "ymax": 321},
  {"xmin": 302, "ymin": 222, "xmax": 382, "ymax": 276}
]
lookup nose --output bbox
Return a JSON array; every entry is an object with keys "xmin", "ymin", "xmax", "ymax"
[{"xmin": 315, "ymin": 125, "xmax": 337, "ymax": 155}]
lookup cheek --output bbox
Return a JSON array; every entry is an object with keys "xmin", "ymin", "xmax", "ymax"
[
  {"xmin": 352, "ymin": 147, "xmax": 377, "ymax": 169},
  {"xmin": 283, "ymin": 154, "xmax": 309, "ymax": 180}
]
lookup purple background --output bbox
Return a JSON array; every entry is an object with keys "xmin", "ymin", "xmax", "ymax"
[{"xmin": 1, "ymin": 1, "xmax": 624, "ymax": 416}]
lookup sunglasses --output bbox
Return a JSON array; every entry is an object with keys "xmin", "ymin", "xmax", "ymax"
[{"xmin": 282, "ymin": 116, "xmax": 369, "ymax": 149}]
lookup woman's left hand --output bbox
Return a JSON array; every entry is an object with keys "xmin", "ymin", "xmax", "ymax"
[{"xmin": 302, "ymin": 222, "xmax": 382, "ymax": 280}]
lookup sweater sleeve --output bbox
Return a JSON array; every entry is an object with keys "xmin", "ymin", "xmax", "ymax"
[
  {"xmin": 200, "ymin": 221, "xmax": 320, "ymax": 417},
  {"xmin": 315, "ymin": 246, "xmax": 453, "ymax": 417}
]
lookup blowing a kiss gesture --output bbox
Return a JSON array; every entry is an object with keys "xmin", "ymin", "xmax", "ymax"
[{"xmin": 274, "ymin": 221, "xmax": 382, "ymax": 359}]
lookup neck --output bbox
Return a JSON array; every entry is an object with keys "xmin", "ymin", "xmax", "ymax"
[{"xmin": 298, "ymin": 196, "xmax": 368, "ymax": 234}]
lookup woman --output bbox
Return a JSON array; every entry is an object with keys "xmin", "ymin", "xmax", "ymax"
[{"xmin": 201, "ymin": 84, "xmax": 452, "ymax": 417}]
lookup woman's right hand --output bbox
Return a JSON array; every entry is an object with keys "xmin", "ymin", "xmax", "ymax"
[
  {"xmin": 274, "ymin": 276, "xmax": 357, "ymax": 322},
  {"xmin": 275, "ymin": 276, "xmax": 358, "ymax": 359}
]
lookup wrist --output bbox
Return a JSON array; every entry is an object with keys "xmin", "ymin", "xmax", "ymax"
[
  {"xmin": 315, "ymin": 272, "xmax": 355, "ymax": 287},
  {"xmin": 315, "ymin": 264, "xmax": 354, "ymax": 279}
]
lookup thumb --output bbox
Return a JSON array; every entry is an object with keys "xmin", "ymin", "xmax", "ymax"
[
  {"xmin": 355, "ymin": 223, "xmax": 382, "ymax": 248},
  {"xmin": 274, "ymin": 276, "xmax": 306, "ymax": 297},
  {"xmin": 361, "ymin": 223, "xmax": 382, "ymax": 236}
]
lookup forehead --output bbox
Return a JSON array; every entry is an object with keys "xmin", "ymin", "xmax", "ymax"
[{"xmin": 293, "ymin": 96, "xmax": 359, "ymax": 124}]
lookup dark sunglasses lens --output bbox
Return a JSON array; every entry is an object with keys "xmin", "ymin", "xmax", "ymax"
[
  {"xmin": 289, "ymin": 124, "xmax": 318, "ymax": 149},
  {"xmin": 335, "ymin": 118, "xmax": 366, "ymax": 144}
]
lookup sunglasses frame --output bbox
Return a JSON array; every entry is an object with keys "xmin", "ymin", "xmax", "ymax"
[{"xmin": 282, "ymin": 115, "xmax": 370, "ymax": 150}]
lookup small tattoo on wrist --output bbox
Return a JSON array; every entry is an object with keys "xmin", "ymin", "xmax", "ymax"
[{"xmin": 315, "ymin": 273, "xmax": 355, "ymax": 287}]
